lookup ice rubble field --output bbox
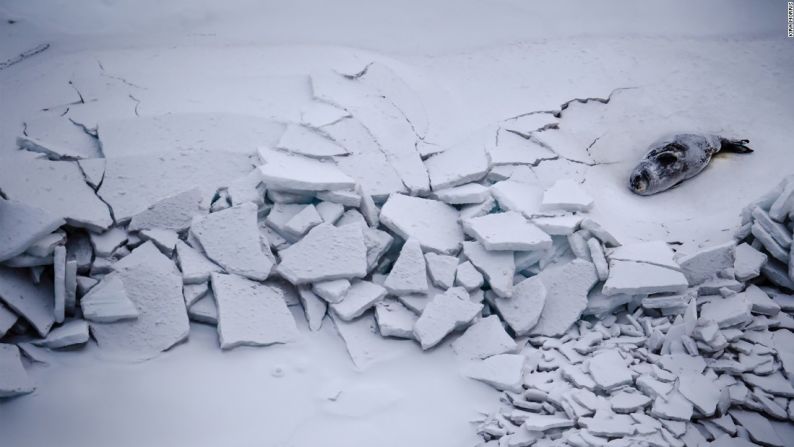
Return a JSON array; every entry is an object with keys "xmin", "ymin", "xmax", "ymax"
[{"xmin": 1, "ymin": 1, "xmax": 794, "ymax": 446}]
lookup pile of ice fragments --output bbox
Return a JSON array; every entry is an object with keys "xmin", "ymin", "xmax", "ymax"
[
  {"xmin": 472, "ymin": 176, "xmax": 794, "ymax": 447},
  {"xmin": 1, "ymin": 61, "xmax": 793, "ymax": 446}
]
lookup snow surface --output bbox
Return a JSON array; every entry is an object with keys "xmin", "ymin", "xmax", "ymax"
[{"xmin": 0, "ymin": 1, "xmax": 792, "ymax": 446}]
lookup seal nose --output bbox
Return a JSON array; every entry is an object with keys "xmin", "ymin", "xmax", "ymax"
[{"xmin": 630, "ymin": 169, "xmax": 650, "ymax": 193}]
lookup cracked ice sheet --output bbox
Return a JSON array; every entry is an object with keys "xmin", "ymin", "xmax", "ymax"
[
  {"xmin": 97, "ymin": 113, "xmax": 285, "ymax": 158},
  {"xmin": 0, "ymin": 151, "xmax": 113, "ymax": 231},
  {"xmin": 311, "ymin": 70, "xmax": 430, "ymax": 194},
  {"xmin": 98, "ymin": 149, "xmax": 257, "ymax": 222}
]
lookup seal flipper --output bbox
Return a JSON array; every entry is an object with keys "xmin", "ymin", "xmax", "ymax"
[{"xmin": 719, "ymin": 138, "xmax": 753, "ymax": 153}]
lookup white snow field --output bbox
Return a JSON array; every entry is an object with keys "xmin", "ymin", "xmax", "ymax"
[{"xmin": 1, "ymin": 1, "xmax": 794, "ymax": 446}]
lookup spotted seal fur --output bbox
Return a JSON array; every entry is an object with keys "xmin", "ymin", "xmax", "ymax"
[{"xmin": 628, "ymin": 133, "xmax": 752, "ymax": 195}]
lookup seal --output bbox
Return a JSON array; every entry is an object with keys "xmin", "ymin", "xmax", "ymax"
[{"xmin": 628, "ymin": 133, "xmax": 752, "ymax": 195}]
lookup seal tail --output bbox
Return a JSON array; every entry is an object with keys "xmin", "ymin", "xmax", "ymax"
[{"xmin": 719, "ymin": 138, "xmax": 753, "ymax": 153}]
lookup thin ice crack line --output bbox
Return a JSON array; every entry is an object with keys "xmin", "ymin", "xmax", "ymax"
[
  {"xmin": 503, "ymin": 86, "xmax": 636, "ymax": 121},
  {"xmin": 0, "ymin": 43, "xmax": 50, "ymax": 71},
  {"xmin": 96, "ymin": 59, "xmax": 147, "ymax": 89}
]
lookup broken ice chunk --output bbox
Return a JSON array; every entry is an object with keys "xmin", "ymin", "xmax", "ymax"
[
  {"xmin": 380, "ymin": 194, "xmax": 464, "ymax": 255},
  {"xmin": 743, "ymin": 284, "xmax": 780, "ymax": 315},
  {"xmin": 276, "ymin": 123, "xmax": 349, "ymax": 158},
  {"xmin": 425, "ymin": 252, "xmax": 458, "ymax": 289},
  {"xmin": 607, "ymin": 241, "xmax": 680, "ymax": 271},
  {"xmin": 459, "ymin": 196, "xmax": 496, "ymax": 220},
  {"xmin": 188, "ymin": 291, "xmax": 218, "ymax": 325},
  {"xmin": 522, "ymin": 414, "xmax": 575, "ymax": 432},
  {"xmin": 610, "ymin": 390, "xmax": 651, "ymax": 413},
  {"xmin": 752, "ymin": 223, "xmax": 788, "ymax": 262},
  {"xmin": 425, "ymin": 137, "xmax": 490, "ymax": 190},
  {"xmin": 488, "ymin": 128, "xmax": 555, "ymax": 166},
  {"xmin": 331, "ymin": 311, "xmax": 413, "ymax": 370},
  {"xmin": 191, "ymin": 202, "xmax": 274, "ymax": 281},
  {"xmin": 36, "ymin": 319, "xmax": 89, "ymax": 349},
  {"xmin": 226, "ymin": 169, "xmax": 265, "ymax": 206},
  {"xmin": 650, "ymin": 390, "xmax": 693, "ymax": 421},
  {"xmin": 741, "ymin": 371, "xmax": 794, "ymax": 397},
  {"xmin": 277, "ymin": 223, "xmax": 367, "ymax": 284},
  {"xmin": 258, "ymin": 147, "xmax": 356, "ymax": 191},
  {"xmin": 336, "ymin": 209, "xmax": 367, "ymax": 228},
  {"xmin": 0, "ymin": 344, "xmax": 35, "ymax": 398},
  {"xmin": 267, "ymin": 189, "xmax": 314, "ymax": 204},
  {"xmin": 99, "ymin": 149, "xmax": 254, "ymax": 222},
  {"xmin": 315, "ymin": 201, "xmax": 344, "ymax": 224},
  {"xmin": 127, "ymin": 188, "xmax": 204, "ymax": 232},
  {"xmin": 733, "ymin": 242, "xmax": 767, "ymax": 281},
  {"xmin": 730, "ymin": 410, "xmax": 785, "ymax": 447},
  {"xmin": 588, "ymin": 350, "xmax": 633, "ymax": 391},
  {"xmin": 761, "ymin": 259, "xmax": 794, "ymax": 290},
  {"xmin": 542, "ymin": 179, "xmax": 594, "ymax": 212},
  {"xmin": 25, "ymin": 230, "xmax": 66, "ymax": 258},
  {"xmin": 0, "ymin": 153, "xmax": 113, "ymax": 231},
  {"xmin": 678, "ymin": 241, "xmax": 736, "ymax": 285},
  {"xmin": 265, "ymin": 203, "xmax": 307, "ymax": 240},
  {"xmin": 211, "ymin": 272, "xmax": 298, "ymax": 349},
  {"xmin": 752, "ymin": 206, "xmax": 791, "ymax": 248},
  {"xmin": 140, "ymin": 228, "xmax": 178, "ymax": 256},
  {"xmin": 432, "ymin": 183, "xmax": 490, "ymax": 205},
  {"xmin": 462, "ymin": 241, "xmax": 515, "ymax": 298},
  {"xmin": 490, "ymin": 180, "xmax": 544, "ymax": 218},
  {"xmin": 0, "ymin": 266, "xmax": 55, "ymax": 337},
  {"xmin": 312, "ymin": 279, "xmax": 351, "ymax": 304},
  {"xmin": 455, "ymin": 261, "xmax": 484, "ymax": 290},
  {"xmin": 492, "ymin": 275, "xmax": 547, "ymax": 336},
  {"xmin": 580, "ymin": 218, "xmax": 621, "ymax": 247},
  {"xmin": 282, "ymin": 204, "xmax": 323, "ymax": 240},
  {"xmin": 175, "ymin": 240, "xmax": 222, "ymax": 284},
  {"xmin": 53, "ymin": 245, "xmax": 66, "ymax": 323},
  {"xmin": 677, "ymin": 372, "xmax": 721, "ymax": 416},
  {"xmin": 383, "ymin": 239, "xmax": 429, "ymax": 295},
  {"xmin": 330, "ymin": 280, "xmax": 387, "ymax": 321},
  {"xmin": 532, "ymin": 214, "xmax": 583, "ymax": 236},
  {"xmin": 464, "ymin": 211, "xmax": 552, "ymax": 252},
  {"xmin": 602, "ymin": 260, "xmax": 688, "ymax": 296},
  {"xmin": 568, "ymin": 231, "xmax": 591, "ymax": 261},
  {"xmin": 183, "ymin": 282, "xmax": 209, "ymax": 307},
  {"xmin": 413, "ymin": 287, "xmax": 483, "ymax": 350},
  {"xmin": 0, "ymin": 200, "xmax": 65, "ymax": 262},
  {"xmin": 769, "ymin": 180, "xmax": 794, "ymax": 222},
  {"xmin": 463, "ymin": 354, "xmax": 525, "ymax": 392},
  {"xmin": 587, "ymin": 238, "xmax": 609, "ymax": 281},
  {"xmin": 80, "ymin": 274, "xmax": 138, "ymax": 323},
  {"xmin": 89, "ymin": 243, "xmax": 189, "ymax": 361},
  {"xmin": 451, "ymin": 315, "xmax": 516, "ymax": 359},
  {"xmin": 89, "ymin": 227, "xmax": 128, "ymax": 258},
  {"xmin": 700, "ymin": 294, "xmax": 752, "ymax": 328},
  {"xmin": 298, "ymin": 286, "xmax": 327, "ymax": 331},
  {"xmin": 530, "ymin": 259, "xmax": 597, "ymax": 337},
  {"xmin": 363, "ymin": 227, "xmax": 394, "ymax": 273},
  {"xmin": 374, "ymin": 298, "xmax": 417, "ymax": 339},
  {"xmin": 300, "ymin": 101, "xmax": 350, "ymax": 127},
  {"xmin": 0, "ymin": 302, "xmax": 18, "ymax": 337}
]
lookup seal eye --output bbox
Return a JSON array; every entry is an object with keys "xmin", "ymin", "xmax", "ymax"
[{"xmin": 656, "ymin": 152, "xmax": 678, "ymax": 166}]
